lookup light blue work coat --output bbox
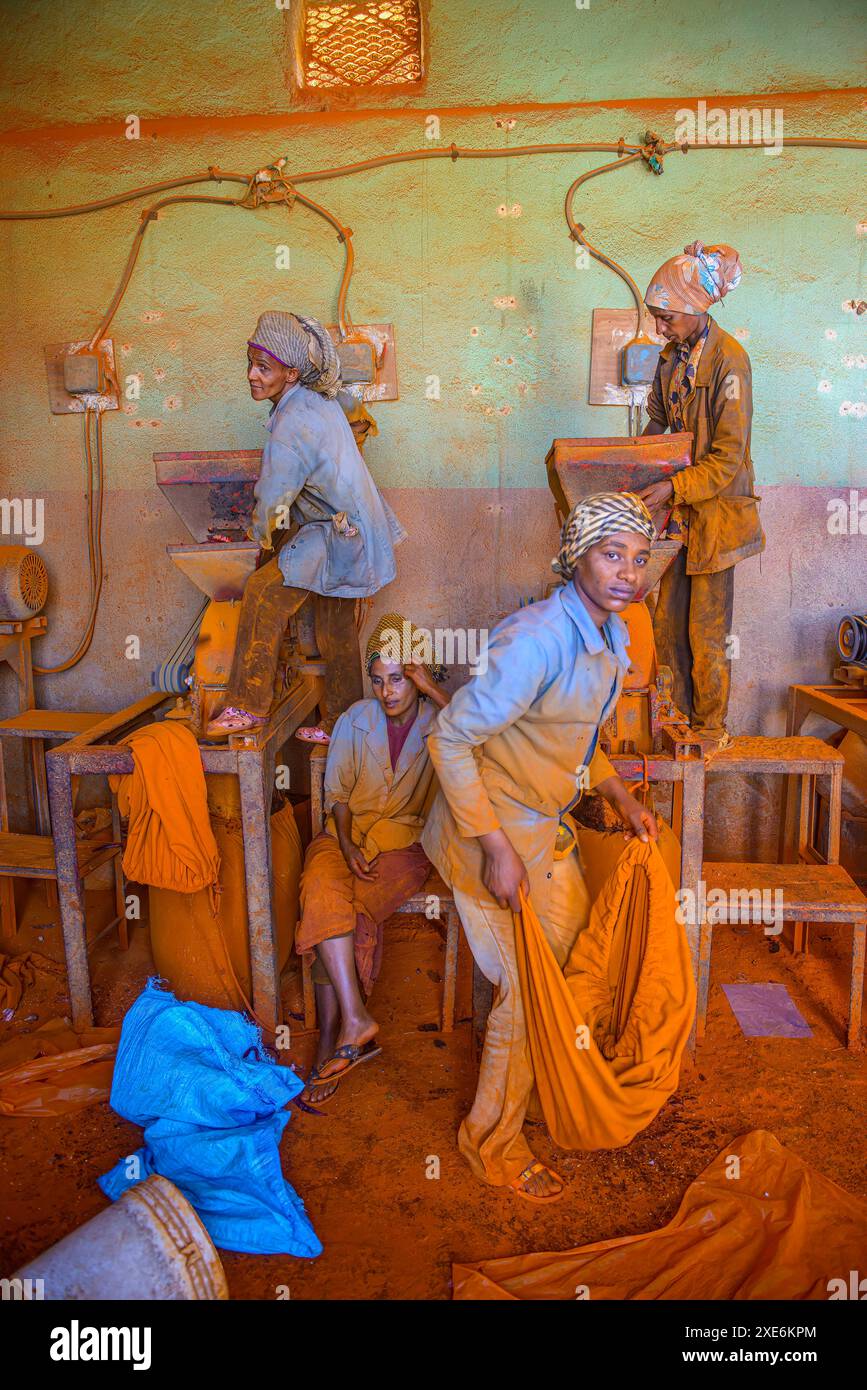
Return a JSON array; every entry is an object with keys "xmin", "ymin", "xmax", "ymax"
[
  {"xmin": 251, "ymin": 382, "xmax": 406, "ymax": 599},
  {"xmin": 421, "ymin": 583, "xmax": 630, "ymax": 910}
]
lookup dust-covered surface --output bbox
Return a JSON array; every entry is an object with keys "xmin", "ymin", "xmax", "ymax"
[{"xmin": 1, "ymin": 882, "xmax": 864, "ymax": 1300}]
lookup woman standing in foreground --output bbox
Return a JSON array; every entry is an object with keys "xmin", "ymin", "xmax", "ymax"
[{"xmin": 422, "ymin": 494, "xmax": 659, "ymax": 1203}]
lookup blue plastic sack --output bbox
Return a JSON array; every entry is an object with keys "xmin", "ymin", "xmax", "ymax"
[{"xmin": 99, "ymin": 979, "xmax": 322, "ymax": 1258}]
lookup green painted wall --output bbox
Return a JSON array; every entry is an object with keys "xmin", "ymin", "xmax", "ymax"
[{"xmin": 0, "ymin": 0, "xmax": 864, "ymax": 753}]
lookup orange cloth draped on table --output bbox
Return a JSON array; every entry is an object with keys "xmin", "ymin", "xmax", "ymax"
[
  {"xmin": 453, "ymin": 1130, "xmax": 867, "ymax": 1300},
  {"xmin": 513, "ymin": 836, "xmax": 695, "ymax": 1151},
  {"xmin": 108, "ymin": 721, "xmax": 220, "ymax": 900}
]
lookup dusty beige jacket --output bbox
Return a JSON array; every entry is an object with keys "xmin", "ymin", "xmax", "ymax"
[
  {"xmin": 324, "ymin": 697, "xmax": 439, "ymax": 858},
  {"xmin": 647, "ymin": 316, "xmax": 765, "ymax": 575}
]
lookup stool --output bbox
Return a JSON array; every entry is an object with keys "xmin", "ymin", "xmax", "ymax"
[
  {"xmin": 709, "ymin": 734, "xmax": 844, "ymax": 952},
  {"xmin": 303, "ymin": 747, "xmax": 463, "ymax": 1034},
  {"xmin": 697, "ymin": 862, "xmax": 865, "ymax": 1050},
  {"xmin": 0, "ymin": 710, "xmax": 125, "ymax": 938},
  {"xmin": 696, "ymin": 735, "xmax": 865, "ymax": 1048}
]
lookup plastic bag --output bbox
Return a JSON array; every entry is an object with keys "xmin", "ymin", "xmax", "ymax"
[{"xmin": 98, "ymin": 980, "xmax": 321, "ymax": 1258}]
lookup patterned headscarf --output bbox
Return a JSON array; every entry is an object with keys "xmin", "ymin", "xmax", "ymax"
[
  {"xmin": 552, "ymin": 492, "xmax": 656, "ymax": 581},
  {"xmin": 365, "ymin": 612, "xmax": 446, "ymax": 684},
  {"xmin": 248, "ymin": 311, "xmax": 342, "ymax": 398},
  {"xmin": 645, "ymin": 242, "xmax": 742, "ymax": 316},
  {"xmin": 668, "ymin": 321, "xmax": 710, "ymax": 431}
]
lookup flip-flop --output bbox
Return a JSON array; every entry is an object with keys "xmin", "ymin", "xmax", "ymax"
[
  {"xmin": 295, "ymin": 726, "xmax": 332, "ymax": 744},
  {"xmin": 507, "ymin": 1160, "xmax": 566, "ymax": 1205},
  {"xmin": 205, "ymin": 707, "xmax": 267, "ymax": 738},
  {"xmin": 302, "ymin": 1063, "xmax": 343, "ymax": 1107},
  {"xmin": 309, "ymin": 1039, "xmax": 382, "ymax": 1095}
]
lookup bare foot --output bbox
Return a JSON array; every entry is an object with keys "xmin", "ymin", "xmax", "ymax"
[
  {"xmin": 333, "ymin": 1009, "xmax": 379, "ymax": 1056},
  {"xmin": 306, "ymin": 1071, "xmax": 341, "ymax": 1104},
  {"xmin": 305, "ymin": 1022, "xmax": 340, "ymax": 1103}
]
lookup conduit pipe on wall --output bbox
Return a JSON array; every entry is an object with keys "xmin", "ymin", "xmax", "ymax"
[{"xmin": 2, "ymin": 133, "xmax": 865, "ymax": 672}]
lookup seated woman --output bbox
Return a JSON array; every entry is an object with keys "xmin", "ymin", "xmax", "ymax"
[{"xmin": 296, "ymin": 613, "xmax": 450, "ymax": 1103}]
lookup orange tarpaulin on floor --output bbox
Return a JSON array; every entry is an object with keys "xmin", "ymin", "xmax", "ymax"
[
  {"xmin": 0, "ymin": 1018, "xmax": 120, "ymax": 1117},
  {"xmin": 453, "ymin": 1129, "xmax": 867, "ymax": 1299},
  {"xmin": 515, "ymin": 836, "xmax": 695, "ymax": 1151}
]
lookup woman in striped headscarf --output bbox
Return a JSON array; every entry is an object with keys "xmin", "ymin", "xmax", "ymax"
[
  {"xmin": 296, "ymin": 614, "xmax": 450, "ymax": 1103},
  {"xmin": 421, "ymin": 493, "xmax": 659, "ymax": 1202}
]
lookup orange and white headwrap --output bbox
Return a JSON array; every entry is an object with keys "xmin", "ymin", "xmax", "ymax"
[
  {"xmin": 552, "ymin": 491, "xmax": 655, "ymax": 580},
  {"xmin": 645, "ymin": 241, "xmax": 742, "ymax": 317}
]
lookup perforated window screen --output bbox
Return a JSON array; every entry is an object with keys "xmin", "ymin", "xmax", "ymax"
[{"xmin": 301, "ymin": 1, "xmax": 424, "ymax": 89}]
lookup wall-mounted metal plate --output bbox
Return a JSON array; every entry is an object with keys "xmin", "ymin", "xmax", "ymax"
[
  {"xmin": 589, "ymin": 310, "xmax": 663, "ymax": 406},
  {"xmin": 327, "ymin": 323, "xmax": 397, "ymax": 401},
  {"xmin": 44, "ymin": 338, "xmax": 119, "ymax": 415}
]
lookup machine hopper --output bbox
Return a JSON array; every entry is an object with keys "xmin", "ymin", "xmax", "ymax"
[{"xmin": 545, "ymin": 432, "xmax": 692, "ymax": 598}]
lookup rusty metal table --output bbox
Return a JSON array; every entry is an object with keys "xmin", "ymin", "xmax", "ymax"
[
  {"xmin": 786, "ymin": 680, "xmax": 867, "ymax": 743},
  {"xmin": 46, "ymin": 673, "xmax": 323, "ymax": 1034}
]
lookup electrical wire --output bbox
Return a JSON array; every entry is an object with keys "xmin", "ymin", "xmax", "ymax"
[
  {"xmin": 564, "ymin": 151, "xmax": 647, "ymax": 317},
  {"xmin": 33, "ymin": 406, "xmax": 105, "ymax": 674},
  {"xmin": 5, "ymin": 129, "xmax": 865, "ymax": 672}
]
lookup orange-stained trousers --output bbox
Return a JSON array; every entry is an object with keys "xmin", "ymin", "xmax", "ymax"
[
  {"xmin": 226, "ymin": 554, "xmax": 362, "ymax": 732},
  {"xmin": 297, "ymin": 831, "xmax": 430, "ymax": 995}
]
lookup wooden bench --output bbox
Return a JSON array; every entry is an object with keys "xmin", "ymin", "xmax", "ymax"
[
  {"xmin": 698, "ymin": 862, "xmax": 866, "ymax": 1050},
  {"xmin": 697, "ymin": 735, "xmax": 866, "ymax": 1050}
]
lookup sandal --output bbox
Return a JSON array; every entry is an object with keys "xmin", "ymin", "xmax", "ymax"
[
  {"xmin": 206, "ymin": 706, "xmax": 267, "ymax": 738},
  {"xmin": 302, "ymin": 1063, "xmax": 344, "ymax": 1107},
  {"xmin": 507, "ymin": 1160, "xmax": 566, "ymax": 1205},
  {"xmin": 306, "ymin": 1039, "xmax": 382, "ymax": 1099},
  {"xmin": 295, "ymin": 726, "xmax": 331, "ymax": 744}
]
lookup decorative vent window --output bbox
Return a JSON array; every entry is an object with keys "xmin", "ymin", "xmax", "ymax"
[{"xmin": 301, "ymin": 1, "xmax": 424, "ymax": 89}]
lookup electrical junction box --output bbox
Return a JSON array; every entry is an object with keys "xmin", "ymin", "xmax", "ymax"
[
  {"xmin": 327, "ymin": 324, "xmax": 398, "ymax": 401},
  {"xmin": 589, "ymin": 310, "xmax": 664, "ymax": 406},
  {"xmin": 43, "ymin": 338, "xmax": 119, "ymax": 415},
  {"xmin": 335, "ymin": 339, "xmax": 376, "ymax": 383},
  {"xmin": 63, "ymin": 351, "xmax": 104, "ymax": 394},
  {"xmin": 621, "ymin": 336, "xmax": 662, "ymax": 386}
]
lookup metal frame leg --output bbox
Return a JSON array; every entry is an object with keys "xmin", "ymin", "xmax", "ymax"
[
  {"xmin": 0, "ymin": 738, "xmax": 16, "ymax": 937},
  {"xmin": 111, "ymin": 793, "xmax": 128, "ymax": 950},
  {"xmin": 441, "ymin": 906, "xmax": 459, "ymax": 1033},
  {"xmin": 238, "ymin": 750, "xmax": 279, "ymax": 1038},
  {"xmin": 680, "ymin": 757, "xmax": 706, "ymax": 1055},
  {"xmin": 848, "ymin": 920, "xmax": 865, "ymax": 1052},
  {"xmin": 46, "ymin": 749, "xmax": 93, "ymax": 1030}
]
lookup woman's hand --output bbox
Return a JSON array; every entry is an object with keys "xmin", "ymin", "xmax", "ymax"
[
  {"xmin": 636, "ymin": 478, "xmax": 674, "ymax": 514},
  {"xmin": 405, "ymin": 662, "xmax": 450, "ymax": 709},
  {"xmin": 595, "ymin": 775, "xmax": 659, "ymax": 844},
  {"xmin": 404, "ymin": 662, "xmax": 436, "ymax": 697},
  {"xmin": 341, "ymin": 841, "xmax": 379, "ymax": 881},
  {"xmin": 479, "ymin": 829, "xmax": 530, "ymax": 912}
]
